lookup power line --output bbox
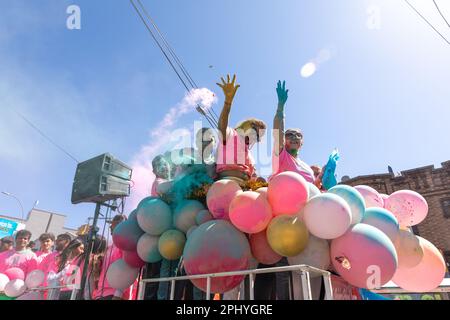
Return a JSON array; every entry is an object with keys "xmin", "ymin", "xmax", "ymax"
[
  {"xmin": 403, "ymin": 0, "xmax": 450, "ymax": 46},
  {"xmin": 15, "ymin": 111, "xmax": 79, "ymax": 163},
  {"xmin": 133, "ymin": 0, "xmax": 219, "ymax": 127},
  {"xmin": 129, "ymin": 0, "xmax": 219, "ymax": 129},
  {"xmin": 432, "ymin": 0, "xmax": 450, "ymax": 29}
]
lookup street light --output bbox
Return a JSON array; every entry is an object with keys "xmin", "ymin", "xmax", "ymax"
[{"xmin": 1, "ymin": 191, "xmax": 24, "ymax": 220}]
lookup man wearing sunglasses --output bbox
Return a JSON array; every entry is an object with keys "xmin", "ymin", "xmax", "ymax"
[{"xmin": 271, "ymin": 80, "xmax": 315, "ymax": 183}]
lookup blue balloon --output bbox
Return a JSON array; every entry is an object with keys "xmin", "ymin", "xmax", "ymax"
[
  {"xmin": 361, "ymin": 207, "xmax": 399, "ymax": 243},
  {"xmin": 328, "ymin": 185, "xmax": 366, "ymax": 225},
  {"xmin": 137, "ymin": 197, "xmax": 172, "ymax": 236}
]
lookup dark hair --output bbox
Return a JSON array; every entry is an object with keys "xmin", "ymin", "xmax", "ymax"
[
  {"xmin": 39, "ymin": 233, "xmax": 56, "ymax": 242},
  {"xmin": 1, "ymin": 236, "xmax": 14, "ymax": 244},
  {"xmin": 57, "ymin": 238, "xmax": 85, "ymax": 272},
  {"xmin": 15, "ymin": 230, "xmax": 32, "ymax": 240},
  {"xmin": 27, "ymin": 241, "xmax": 35, "ymax": 248},
  {"xmin": 56, "ymin": 233, "xmax": 72, "ymax": 242}
]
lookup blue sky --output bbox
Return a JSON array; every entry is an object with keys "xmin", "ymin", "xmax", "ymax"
[{"xmin": 1, "ymin": 0, "xmax": 449, "ymax": 231}]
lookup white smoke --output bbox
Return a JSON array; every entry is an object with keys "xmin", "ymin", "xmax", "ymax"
[{"xmin": 127, "ymin": 88, "xmax": 218, "ymax": 211}]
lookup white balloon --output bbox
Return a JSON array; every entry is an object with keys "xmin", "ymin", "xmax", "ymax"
[
  {"xmin": 0, "ymin": 273, "xmax": 10, "ymax": 291},
  {"xmin": 5, "ymin": 279, "xmax": 27, "ymax": 298},
  {"xmin": 303, "ymin": 193, "xmax": 352, "ymax": 239},
  {"xmin": 106, "ymin": 259, "xmax": 139, "ymax": 290},
  {"xmin": 288, "ymin": 235, "xmax": 330, "ymax": 276},
  {"xmin": 25, "ymin": 269, "xmax": 45, "ymax": 289}
]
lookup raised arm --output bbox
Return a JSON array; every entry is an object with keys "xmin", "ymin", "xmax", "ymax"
[
  {"xmin": 217, "ymin": 74, "xmax": 240, "ymax": 144},
  {"xmin": 273, "ymin": 80, "xmax": 288, "ymax": 155}
]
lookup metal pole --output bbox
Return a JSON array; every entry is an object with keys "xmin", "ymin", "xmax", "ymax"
[
  {"xmin": 137, "ymin": 280, "xmax": 145, "ymax": 300},
  {"xmin": 300, "ymin": 271, "xmax": 312, "ymax": 300},
  {"xmin": 206, "ymin": 277, "xmax": 211, "ymax": 300},
  {"xmin": 78, "ymin": 202, "xmax": 101, "ymax": 300},
  {"xmin": 249, "ymin": 273, "xmax": 255, "ymax": 300},
  {"xmin": 1, "ymin": 191, "xmax": 25, "ymax": 220},
  {"xmin": 70, "ymin": 288, "xmax": 79, "ymax": 300},
  {"xmin": 170, "ymin": 280, "xmax": 176, "ymax": 300},
  {"xmin": 323, "ymin": 273, "xmax": 333, "ymax": 300}
]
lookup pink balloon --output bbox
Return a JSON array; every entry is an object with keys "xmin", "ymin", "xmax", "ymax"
[
  {"xmin": 354, "ymin": 185, "xmax": 384, "ymax": 208},
  {"xmin": 392, "ymin": 236, "xmax": 445, "ymax": 292},
  {"xmin": 384, "ymin": 190, "xmax": 428, "ymax": 227},
  {"xmin": 330, "ymin": 224, "xmax": 398, "ymax": 289},
  {"xmin": 268, "ymin": 172, "xmax": 309, "ymax": 216},
  {"xmin": 207, "ymin": 179, "xmax": 242, "ymax": 220},
  {"xmin": 229, "ymin": 191, "xmax": 273, "ymax": 234},
  {"xmin": 4, "ymin": 268, "xmax": 25, "ymax": 281},
  {"xmin": 249, "ymin": 231, "xmax": 282, "ymax": 265},
  {"xmin": 123, "ymin": 250, "xmax": 146, "ymax": 268}
]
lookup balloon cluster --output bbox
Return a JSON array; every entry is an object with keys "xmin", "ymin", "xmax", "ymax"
[
  {"xmin": 204, "ymin": 172, "xmax": 445, "ymax": 292},
  {"xmin": 111, "ymin": 171, "xmax": 446, "ymax": 294},
  {"xmin": 0, "ymin": 268, "xmax": 45, "ymax": 299}
]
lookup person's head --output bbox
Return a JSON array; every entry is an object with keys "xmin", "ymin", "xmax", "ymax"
[
  {"xmin": 55, "ymin": 233, "xmax": 72, "ymax": 252},
  {"xmin": 284, "ymin": 128, "xmax": 304, "ymax": 156},
  {"xmin": 39, "ymin": 233, "xmax": 55, "ymax": 252},
  {"xmin": 152, "ymin": 155, "xmax": 170, "ymax": 179},
  {"xmin": 195, "ymin": 127, "xmax": 216, "ymax": 157},
  {"xmin": 27, "ymin": 241, "xmax": 36, "ymax": 250},
  {"xmin": 0, "ymin": 236, "xmax": 14, "ymax": 252},
  {"xmin": 310, "ymin": 165, "xmax": 322, "ymax": 179},
  {"xmin": 15, "ymin": 230, "xmax": 32, "ymax": 251},
  {"xmin": 235, "ymin": 118, "xmax": 267, "ymax": 148},
  {"xmin": 58, "ymin": 238, "xmax": 85, "ymax": 272},
  {"xmin": 110, "ymin": 214, "xmax": 126, "ymax": 235}
]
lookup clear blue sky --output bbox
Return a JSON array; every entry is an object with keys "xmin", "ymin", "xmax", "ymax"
[{"xmin": 1, "ymin": 0, "xmax": 449, "ymax": 230}]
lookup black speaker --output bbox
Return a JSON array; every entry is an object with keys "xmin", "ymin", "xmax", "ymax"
[{"xmin": 71, "ymin": 153, "xmax": 132, "ymax": 204}]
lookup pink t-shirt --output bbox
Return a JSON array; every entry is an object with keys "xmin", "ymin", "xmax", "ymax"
[
  {"xmin": 271, "ymin": 148, "xmax": 315, "ymax": 183},
  {"xmin": 39, "ymin": 251, "xmax": 58, "ymax": 272},
  {"xmin": 150, "ymin": 177, "xmax": 165, "ymax": 196},
  {"xmin": 0, "ymin": 249, "xmax": 38, "ymax": 277},
  {"xmin": 216, "ymin": 127, "xmax": 255, "ymax": 177},
  {"xmin": 92, "ymin": 244, "xmax": 132, "ymax": 300},
  {"xmin": 36, "ymin": 251, "xmax": 52, "ymax": 266}
]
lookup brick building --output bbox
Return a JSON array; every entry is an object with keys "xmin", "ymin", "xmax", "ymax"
[{"xmin": 342, "ymin": 160, "xmax": 450, "ymax": 267}]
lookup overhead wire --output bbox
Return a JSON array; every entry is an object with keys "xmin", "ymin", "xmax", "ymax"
[
  {"xmin": 403, "ymin": 0, "xmax": 450, "ymax": 46},
  {"xmin": 432, "ymin": 0, "xmax": 450, "ymax": 29},
  {"xmin": 15, "ymin": 111, "xmax": 79, "ymax": 163},
  {"xmin": 130, "ymin": 0, "xmax": 219, "ymax": 129},
  {"xmin": 135, "ymin": 0, "xmax": 219, "ymax": 126}
]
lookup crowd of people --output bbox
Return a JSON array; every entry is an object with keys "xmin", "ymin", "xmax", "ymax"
[{"xmin": 0, "ymin": 214, "xmax": 138, "ymax": 300}]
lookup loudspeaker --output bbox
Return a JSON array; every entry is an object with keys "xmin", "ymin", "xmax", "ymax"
[{"xmin": 71, "ymin": 153, "xmax": 132, "ymax": 204}]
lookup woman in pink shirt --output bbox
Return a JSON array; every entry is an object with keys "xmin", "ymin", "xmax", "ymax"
[
  {"xmin": 270, "ymin": 80, "xmax": 315, "ymax": 183},
  {"xmin": 216, "ymin": 74, "xmax": 267, "ymax": 183},
  {"xmin": 46, "ymin": 238, "xmax": 85, "ymax": 300}
]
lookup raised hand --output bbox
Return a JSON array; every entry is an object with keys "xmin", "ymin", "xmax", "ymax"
[
  {"xmin": 276, "ymin": 80, "xmax": 289, "ymax": 106},
  {"xmin": 217, "ymin": 74, "xmax": 240, "ymax": 104}
]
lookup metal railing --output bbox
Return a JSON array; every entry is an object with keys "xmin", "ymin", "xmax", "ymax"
[
  {"xmin": 137, "ymin": 264, "xmax": 333, "ymax": 300},
  {"xmin": 27, "ymin": 284, "xmax": 79, "ymax": 300}
]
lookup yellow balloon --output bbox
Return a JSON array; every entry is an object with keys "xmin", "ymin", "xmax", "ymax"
[
  {"xmin": 158, "ymin": 230, "xmax": 186, "ymax": 260},
  {"xmin": 267, "ymin": 215, "xmax": 309, "ymax": 257}
]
